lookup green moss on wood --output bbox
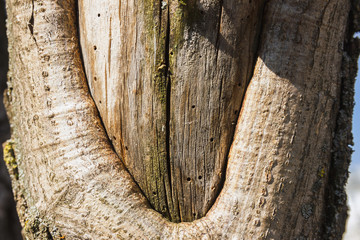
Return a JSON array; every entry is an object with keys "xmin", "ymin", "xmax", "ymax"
[{"xmin": 141, "ymin": 0, "xmax": 203, "ymax": 222}]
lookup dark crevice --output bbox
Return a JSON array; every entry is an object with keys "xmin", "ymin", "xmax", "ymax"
[
  {"xmin": 158, "ymin": 0, "xmax": 162, "ymax": 34},
  {"xmin": 214, "ymin": 0, "xmax": 223, "ymax": 63},
  {"xmin": 164, "ymin": 2, "xmax": 173, "ymax": 221},
  {"xmin": 28, "ymin": 1, "xmax": 34, "ymax": 35},
  {"xmin": 28, "ymin": 0, "xmax": 38, "ymax": 46},
  {"xmin": 46, "ymin": 227, "xmax": 54, "ymax": 240}
]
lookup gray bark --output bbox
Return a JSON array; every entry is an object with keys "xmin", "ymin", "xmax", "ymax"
[{"xmin": 3, "ymin": 0, "xmax": 359, "ymax": 239}]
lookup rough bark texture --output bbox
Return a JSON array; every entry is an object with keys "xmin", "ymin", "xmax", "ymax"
[
  {"xmin": 4, "ymin": 0, "xmax": 359, "ymax": 239},
  {"xmin": 79, "ymin": 0, "xmax": 265, "ymax": 222},
  {"xmin": 324, "ymin": 1, "xmax": 360, "ymax": 238},
  {"xmin": 0, "ymin": 0, "xmax": 22, "ymax": 238}
]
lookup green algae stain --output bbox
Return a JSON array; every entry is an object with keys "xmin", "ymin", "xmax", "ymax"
[
  {"xmin": 141, "ymin": 0, "xmax": 194, "ymax": 222},
  {"xmin": 3, "ymin": 140, "xmax": 18, "ymax": 180}
]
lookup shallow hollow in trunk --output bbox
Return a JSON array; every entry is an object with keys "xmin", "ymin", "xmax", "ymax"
[{"xmin": 79, "ymin": 0, "xmax": 265, "ymax": 222}]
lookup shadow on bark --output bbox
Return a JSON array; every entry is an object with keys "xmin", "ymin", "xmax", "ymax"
[{"xmin": 192, "ymin": 1, "xmax": 358, "ymax": 237}]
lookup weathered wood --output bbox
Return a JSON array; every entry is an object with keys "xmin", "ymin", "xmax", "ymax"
[
  {"xmin": 79, "ymin": 0, "xmax": 265, "ymax": 221},
  {"xmin": 4, "ymin": 0, "xmax": 356, "ymax": 238}
]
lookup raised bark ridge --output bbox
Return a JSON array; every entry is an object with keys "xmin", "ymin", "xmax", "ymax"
[{"xmin": 4, "ymin": 0, "xmax": 356, "ymax": 238}]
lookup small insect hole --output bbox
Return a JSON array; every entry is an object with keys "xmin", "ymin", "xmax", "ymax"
[
  {"xmin": 94, "ymin": 45, "xmax": 97, "ymax": 50},
  {"xmin": 153, "ymin": 192, "xmax": 157, "ymax": 195},
  {"xmin": 113, "ymin": 136, "xmax": 117, "ymax": 140},
  {"xmin": 210, "ymin": 138, "xmax": 214, "ymax": 142},
  {"xmin": 94, "ymin": 77, "xmax": 97, "ymax": 81},
  {"xmin": 42, "ymin": 71, "xmax": 49, "ymax": 77},
  {"xmin": 198, "ymin": 176, "xmax": 202, "ymax": 180},
  {"xmin": 98, "ymin": 13, "xmax": 101, "ymax": 17},
  {"xmin": 192, "ymin": 105, "xmax": 195, "ymax": 109},
  {"xmin": 125, "ymin": 146, "xmax": 129, "ymax": 150},
  {"xmin": 187, "ymin": 177, "xmax": 191, "ymax": 182}
]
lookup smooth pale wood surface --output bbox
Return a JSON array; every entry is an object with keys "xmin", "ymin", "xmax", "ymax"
[
  {"xmin": 79, "ymin": 0, "xmax": 264, "ymax": 221},
  {"xmin": 5, "ymin": 0, "xmax": 354, "ymax": 238}
]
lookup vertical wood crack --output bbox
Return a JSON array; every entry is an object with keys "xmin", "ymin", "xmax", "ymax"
[
  {"xmin": 164, "ymin": 2, "xmax": 173, "ymax": 221},
  {"xmin": 28, "ymin": 0, "xmax": 38, "ymax": 47}
]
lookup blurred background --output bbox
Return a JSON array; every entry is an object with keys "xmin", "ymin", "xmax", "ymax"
[
  {"xmin": 0, "ymin": 0, "xmax": 22, "ymax": 239},
  {"xmin": 0, "ymin": 1, "xmax": 358, "ymax": 239}
]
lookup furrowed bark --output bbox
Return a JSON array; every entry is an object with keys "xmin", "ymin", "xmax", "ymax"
[
  {"xmin": 324, "ymin": 0, "xmax": 360, "ymax": 238},
  {"xmin": 4, "ymin": 0, "xmax": 357, "ymax": 239}
]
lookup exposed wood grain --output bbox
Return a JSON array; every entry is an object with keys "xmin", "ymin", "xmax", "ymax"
[
  {"xmin": 79, "ymin": 0, "xmax": 265, "ymax": 221},
  {"xmin": 5, "ymin": 0, "xmax": 355, "ymax": 238}
]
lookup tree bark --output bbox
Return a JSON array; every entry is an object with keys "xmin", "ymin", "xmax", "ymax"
[
  {"xmin": 4, "ymin": 0, "xmax": 359, "ymax": 239},
  {"xmin": 0, "ymin": 0, "xmax": 22, "ymax": 238}
]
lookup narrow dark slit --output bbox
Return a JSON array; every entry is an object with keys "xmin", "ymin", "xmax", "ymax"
[
  {"xmin": 28, "ymin": 1, "xmax": 35, "ymax": 35},
  {"xmin": 28, "ymin": 0, "xmax": 38, "ymax": 46},
  {"xmin": 163, "ymin": 0, "xmax": 174, "ymax": 221}
]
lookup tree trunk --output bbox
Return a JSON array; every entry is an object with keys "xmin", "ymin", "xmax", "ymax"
[
  {"xmin": 4, "ymin": 0, "xmax": 359, "ymax": 239},
  {"xmin": 79, "ymin": 0, "xmax": 264, "ymax": 222},
  {"xmin": 0, "ymin": 0, "xmax": 22, "ymax": 238}
]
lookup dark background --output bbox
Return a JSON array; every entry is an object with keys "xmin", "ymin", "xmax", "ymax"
[{"xmin": 0, "ymin": 0, "xmax": 23, "ymax": 238}]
